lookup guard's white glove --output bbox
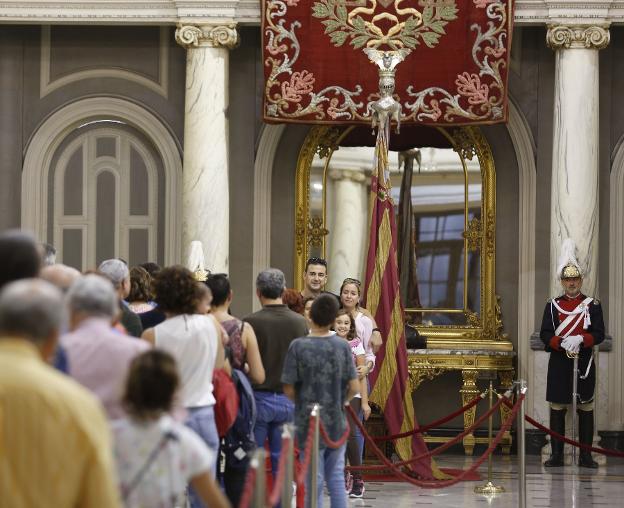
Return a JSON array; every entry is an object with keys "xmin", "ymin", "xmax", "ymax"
[{"xmin": 561, "ymin": 335, "xmax": 583, "ymax": 354}]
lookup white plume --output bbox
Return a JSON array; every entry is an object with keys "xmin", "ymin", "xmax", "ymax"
[
  {"xmin": 556, "ymin": 238, "xmax": 582, "ymax": 278},
  {"xmin": 187, "ymin": 240, "xmax": 206, "ymax": 272}
]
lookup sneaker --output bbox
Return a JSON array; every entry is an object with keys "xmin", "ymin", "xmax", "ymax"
[
  {"xmin": 344, "ymin": 471, "xmax": 353, "ymax": 494},
  {"xmin": 350, "ymin": 478, "xmax": 365, "ymax": 498}
]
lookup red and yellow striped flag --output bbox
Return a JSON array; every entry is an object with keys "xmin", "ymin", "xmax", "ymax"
[{"xmin": 364, "ymin": 123, "xmax": 446, "ymax": 480}]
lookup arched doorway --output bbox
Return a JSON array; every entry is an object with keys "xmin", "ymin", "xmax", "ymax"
[{"xmin": 22, "ymin": 97, "xmax": 182, "ymax": 269}]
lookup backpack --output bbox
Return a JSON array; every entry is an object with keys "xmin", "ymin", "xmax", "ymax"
[
  {"xmin": 212, "ymin": 368, "xmax": 239, "ymax": 437},
  {"xmin": 222, "ymin": 368, "xmax": 257, "ymax": 469}
]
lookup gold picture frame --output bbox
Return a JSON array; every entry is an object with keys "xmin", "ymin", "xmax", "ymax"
[{"xmin": 294, "ymin": 125, "xmax": 511, "ymax": 351}]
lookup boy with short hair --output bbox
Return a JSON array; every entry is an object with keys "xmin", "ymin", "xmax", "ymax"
[{"xmin": 282, "ymin": 294, "xmax": 360, "ymax": 508}]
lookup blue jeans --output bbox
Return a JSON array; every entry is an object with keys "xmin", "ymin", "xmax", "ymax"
[
  {"xmin": 185, "ymin": 405, "xmax": 219, "ymax": 508},
  {"xmin": 253, "ymin": 391, "xmax": 294, "ymax": 474},
  {"xmin": 354, "ymin": 407, "xmax": 364, "ymax": 461},
  {"xmin": 305, "ymin": 444, "xmax": 347, "ymax": 508}
]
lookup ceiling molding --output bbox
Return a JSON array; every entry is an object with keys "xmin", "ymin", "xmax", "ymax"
[{"xmin": 0, "ymin": 1, "xmax": 623, "ymax": 26}]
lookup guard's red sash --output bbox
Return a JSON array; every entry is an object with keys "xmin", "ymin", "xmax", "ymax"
[{"xmin": 553, "ymin": 296, "xmax": 593, "ymax": 338}]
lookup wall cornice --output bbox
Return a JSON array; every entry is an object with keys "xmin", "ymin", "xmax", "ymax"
[{"xmin": 1, "ymin": 1, "xmax": 624, "ymax": 26}]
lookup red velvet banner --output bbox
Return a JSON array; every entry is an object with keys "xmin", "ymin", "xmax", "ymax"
[{"xmin": 262, "ymin": 0, "xmax": 513, "ymax": 125}]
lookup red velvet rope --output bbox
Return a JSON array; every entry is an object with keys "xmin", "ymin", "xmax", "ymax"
[
  {"xmin": 345, "ymin": 394, "xmax": 525, "ymax": 488},
  {"xmin": 267, "ymin": 435, "xmax": 292, "ymax": 507},
  {"xmin": 319, "ymin": 418, "xmax": 351, "ymax": 449},
  {"xmin": 347, "ymin": 394, "xmax": 506, "ymax": 471},
  {"xmin": 237, "ymin": 465, "xmax": 257, "ymax": 508},
  {"xmin": 499, "ymin": 397, "xmax": 624, "ymax": 458},
  {"xmin": 372, "ymin": 393, "xmax": 485, "ymax": 442}
]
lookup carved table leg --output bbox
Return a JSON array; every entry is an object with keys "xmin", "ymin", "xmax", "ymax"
[
  {"xmin": 460, "ymin": 369, "xmax": 479, "ymax": 455},
  {"xmin": 498, "ymin": 369, "xmax": 515, "ymax": 455}
]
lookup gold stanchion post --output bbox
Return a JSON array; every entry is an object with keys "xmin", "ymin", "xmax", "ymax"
[{"xmin": 474, "ymin": 380, "xmax": 505, "ymax": 494}]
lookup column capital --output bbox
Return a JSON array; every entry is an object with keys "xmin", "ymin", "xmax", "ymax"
[
  {"xmin": 546, "ymin": 25, "xmax": 610, "ymax": 50},
  {"xmin": 175, "ymin": 24, "xmax": 239, "ymax": 50},
  {"xmin": 328, "ymin": 168, "xmax": 368, "ymax": 183}
]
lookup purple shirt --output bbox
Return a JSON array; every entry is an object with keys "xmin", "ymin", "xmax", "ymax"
[{"xmin": 61, "ymin": 317, "xmax": 149, "ymax": 420}]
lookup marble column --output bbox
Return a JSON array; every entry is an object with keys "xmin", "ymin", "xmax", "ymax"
[
  {"xmin": 175, "ymin": 24, "xmax": 238, "ymax": 273},
  {"xmin": 326, "ymin": 168, "xmax": 369, "ymax": 293},
  {"xmin": 547, "ymin": 25, "xmax": 609, "ymax": 297},
  {"xmin": 542, "ymin": 25, "xmax": 609, "ymax": 464}
]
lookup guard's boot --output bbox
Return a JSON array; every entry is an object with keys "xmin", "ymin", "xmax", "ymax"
[
  {"xmin": 544, "ymin": 408, "xmax": 566, "ymax": 467},
  {"xmin": 578, "ymin": 410, "xmax": 599, "ymax": 468}
]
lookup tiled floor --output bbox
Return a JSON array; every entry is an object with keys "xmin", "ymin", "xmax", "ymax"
[{"xmin": 338, "ymin": 455, "xmax": 624, "ymax": 508}]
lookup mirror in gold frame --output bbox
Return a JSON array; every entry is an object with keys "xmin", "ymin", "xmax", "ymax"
[{"xmin": 294, "ymin": 124, "xmax": 509, "ymax": 350}]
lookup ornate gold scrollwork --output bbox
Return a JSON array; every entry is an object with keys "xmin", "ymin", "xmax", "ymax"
[
  {"xmin": 316, "ymin": 127, "xmax": 342, "ymax": 159},
  {"xmin": 451, "ymin": 127, "xmax": 477, "ymax": 160},
  {"xmin": 464, "ymin": 310, "xmax": 480, "ymax": 328},
  {"xmin": 308, "ymin": 216, "xmax": 329, "ymax": 248},
  {"xmin": 295, "ymin": 206, "xmax": 306, "ymax": 256},
  {"xmin": 495, "ymin": 295, "xmax": 508, "ymax": 341},
  {"xmin": 408, "ymin": 366, "xmax": 445, "ymax": 391},
  {"xmin": 484, "ymin": 210, "xmax": 495, "ymax": 259},
  {"xmin": 463, "ymin": 216, "xmax": 482, "ymax": 251}
]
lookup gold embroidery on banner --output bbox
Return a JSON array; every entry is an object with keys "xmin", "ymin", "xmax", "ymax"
[
  {"xmin": 371, "ymin": 296, "xmax": 451, "ymax": 479},
  {"xmin": 264, "ymin": 0, "xmax": 511, "ymax": 123},
  {"xmin": 365, "ymin": 208, "xmax": 392, "ymax": 316},
  {"xmin": 312, "ymin": 0, "xmax": 457, "ymax": 50},
  {"xmin": 370, "ymin": 291, "xmax": 404, "ymax": 409}
]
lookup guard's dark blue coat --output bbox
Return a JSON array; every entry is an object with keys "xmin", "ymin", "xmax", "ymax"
[{"xmin": 539, "ymin": 294, "xmax": 605, "ymax": 404}]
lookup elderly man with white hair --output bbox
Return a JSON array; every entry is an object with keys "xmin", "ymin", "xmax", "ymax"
[
  {"xmin": 62, "ymin": 274, "xmax": 149, "ymax": 420},
  {"xmin": 98, "ymin": 258, "xmax": 143, "ymax": 337},
  {"xmin": 0, "ymin": 278, "xmax": 120, "ymax": 507}
]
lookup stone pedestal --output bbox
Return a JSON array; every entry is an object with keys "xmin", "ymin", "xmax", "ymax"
[{"xmin": 175, "ymin": 24, "xmax": 238, "ymax": 273}]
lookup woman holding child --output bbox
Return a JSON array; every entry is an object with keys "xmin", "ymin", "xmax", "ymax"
[{"xmin": 338, "ymin": 278, "xmax": 376, "ymax": 377}]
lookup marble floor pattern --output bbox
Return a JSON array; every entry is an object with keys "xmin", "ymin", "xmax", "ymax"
[{"xmin": 333, "ymin": 455, "xmax": 624, "ymax": 507}]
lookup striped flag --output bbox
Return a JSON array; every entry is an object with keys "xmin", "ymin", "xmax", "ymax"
[{"xmin": 364, "ymin": 122, "xmax": 445, "ymax": 480}]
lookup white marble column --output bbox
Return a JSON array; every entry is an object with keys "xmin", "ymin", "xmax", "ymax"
[
  {"xmin": 326, "ymin": 168, "xmax": 369, "ymax": 293},
  {"xmin": 175, "ymin": 24, "xmax": 238, "ymax": 273},
  {"xmin": 542, "ymin": 25, "xmax": 610, "ymax": 463},
  {"xmin": 547, "ymin": 25, "xmax": 609, "ymax": 297}
]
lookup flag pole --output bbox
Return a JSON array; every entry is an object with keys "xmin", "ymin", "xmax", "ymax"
[{"xmin": 362, "ymin": 47, "xmax": 447, "ymax": 480}]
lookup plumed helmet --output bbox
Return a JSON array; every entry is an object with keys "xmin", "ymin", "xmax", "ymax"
[
  {"xmin": 187, "ymin": 240, "xmax": 209, "ymax": 282},
  {"xmin": 557, "ymin": 238, "xmax": 582, "ymax": 280}
]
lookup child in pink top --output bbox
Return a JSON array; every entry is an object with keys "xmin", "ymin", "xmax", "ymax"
[{"xmin": 334, "ymin": 309, "xmax": 370, "ymax": 498}]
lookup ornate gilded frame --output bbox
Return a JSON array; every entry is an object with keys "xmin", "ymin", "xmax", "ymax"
[{"xmin": 294, "ymin": 125, "xmax": 511, "ymax": 351}]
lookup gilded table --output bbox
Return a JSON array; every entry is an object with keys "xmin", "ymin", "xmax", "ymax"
[{"xmin": 407, "ymin": 348, "xmax": 516, "ymax": 455}]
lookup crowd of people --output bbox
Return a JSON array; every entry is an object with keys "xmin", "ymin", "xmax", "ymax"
[{"xmin": 0, "ymin": 230, "xmax": 383, "ymax": 508}]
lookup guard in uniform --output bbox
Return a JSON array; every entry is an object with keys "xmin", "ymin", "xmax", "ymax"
[{"xmin": 540, "ymin": 239, "xmax": 605, "ymax": 468}]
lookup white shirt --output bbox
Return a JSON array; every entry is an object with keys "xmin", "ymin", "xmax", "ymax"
[
  {"xmin": 354, "ymin": 311, "xmax": 376, "ymax": 372},
  {"xmin": 112, "ymin": 415, "xmax": 214, "ymax": 508},
  {"xmin": 154, "ymin": 314, "xmax": 218, "ymax": 407},
  {"xmin": 348, "ymin": 337, "xmax": 366, "ymax": 399}
]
